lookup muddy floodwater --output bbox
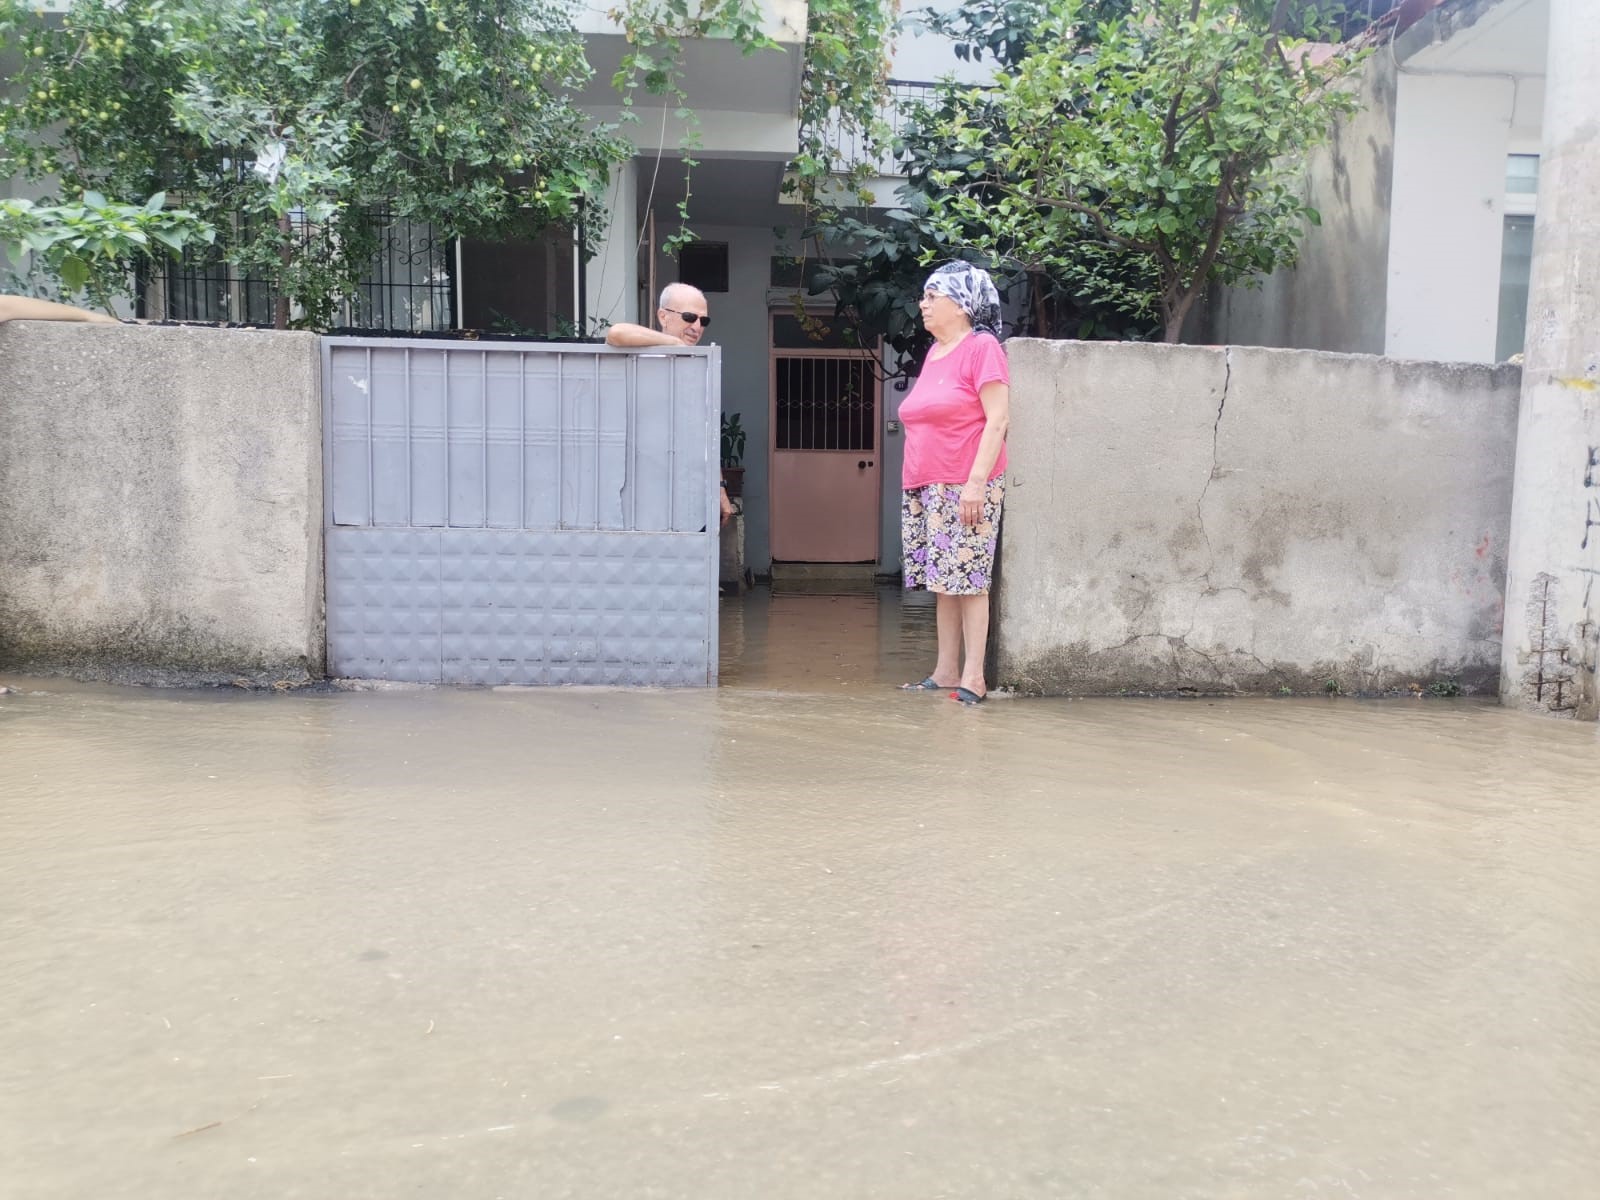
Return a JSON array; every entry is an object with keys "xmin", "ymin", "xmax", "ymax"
[{"xmin": 3, "ymin": 588, "xmax": 1598, "ymax": 1199}]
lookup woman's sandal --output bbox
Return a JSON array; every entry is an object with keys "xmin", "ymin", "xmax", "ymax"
[
  {"xmin": 898, "ymin": 676, "xmax": 944, "ymax": 691},
  {"xmin": 950, "ymin": 687, "xmax": 987, "ymax": 705}
]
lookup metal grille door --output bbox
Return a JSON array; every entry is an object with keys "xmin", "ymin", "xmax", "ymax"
[
  {"xmin": 775, "ymin": 357, "xmax": 876, "ymax": 451},
  {"xmin": 769, "ymin": 347, "xmax": 881, "ymax": 563},
  {"xmin": 323, "ymin": 339, "xmax": 720, "ymax": 685}
]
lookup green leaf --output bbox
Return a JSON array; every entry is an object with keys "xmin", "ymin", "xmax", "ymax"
[{"xmin": 59, "ymin": 253, "xmax": 89, "ymax": 293}]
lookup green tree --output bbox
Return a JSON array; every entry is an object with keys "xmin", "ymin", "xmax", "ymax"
[
  {"xmin": 914, "ymin": 0, "xmax": 1133, "ymax": 69},
  {"xmin": 793, "ymin": 0, "xmax": 1153, "ymax": 374},
  {"xmin": 1, "ymin": 192, "xmax": 214, "ymax": 314},
  {"xmin": 0, "ymin": 0, "xmax": 629, "ymax": 329},
  {"xmin": 924, "ymin": 0, "xmax": 1368, "ymax": 342}
]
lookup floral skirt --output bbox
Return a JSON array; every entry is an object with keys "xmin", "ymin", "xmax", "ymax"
[{"xmin": 901, "ymin": 475, "xmax": 1005, "ymax": 595}]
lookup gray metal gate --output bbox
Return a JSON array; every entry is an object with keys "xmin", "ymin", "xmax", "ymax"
[{"xmin": 322, "ymin": 338, "xmax": 720, "ymax": 685}]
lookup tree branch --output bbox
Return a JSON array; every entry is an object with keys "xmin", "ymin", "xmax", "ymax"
[
  {"xmin": 1268, "ymin": 0, "xmax": 1293, "ymax": 35},
  {"xmin": 1263, "ymin": 0, "xmax": 1294, "ymax": 62},
  {"xmin": 1170, "ymin": 89, "xmax": 1222, "ymax": 150},
  {"xmin": 1002, "ymin": 181, "xmax": 1162, "ymax": 256},
  {"xmin": 1181, "ymin": 163, "xmax": 1239, "ymax": 302}
]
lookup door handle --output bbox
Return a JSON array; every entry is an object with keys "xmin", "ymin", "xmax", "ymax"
[{"xmin": 858, "ymin": 460, "xmax": 874, "ymax": 469}]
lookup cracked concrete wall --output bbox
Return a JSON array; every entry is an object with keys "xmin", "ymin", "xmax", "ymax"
[
  {"xmin": 995, "ymin": 339, "xmax": 1522, "ymax": 695},
  {"xmin": 0, "ymin": 322, "xmax": 324, "ymax": 685}
]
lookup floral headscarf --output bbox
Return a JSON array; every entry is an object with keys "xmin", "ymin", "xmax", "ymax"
[{"xmin": 925, "ymin": 261, "xmax": 1003, "ymax": 338}]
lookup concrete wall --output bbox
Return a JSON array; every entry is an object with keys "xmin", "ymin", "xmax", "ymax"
[
  {"xmin": 1197, "ymin": 53, "xmax": 1398, "ymax": 355},
  {"xmin": 0, "ymin": 322, "xmax": 324, "ymax": 684},
  {"xmin": 995, "ymin": 339, "xmax": 1521, "ymax": 696}
]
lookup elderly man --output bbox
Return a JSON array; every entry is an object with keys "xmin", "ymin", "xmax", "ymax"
[
  {"xmin": 606, "ymin": 282, "xmax": 733, "ymax": 527},
  {"xmin": 605, "ymin": 281, "xmax": 710, "ymax": 349}
]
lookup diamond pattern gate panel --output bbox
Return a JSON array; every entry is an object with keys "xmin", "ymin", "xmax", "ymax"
[{"xmin": 323, "ymin": 339, "xmax": 720, "ymax": 685}]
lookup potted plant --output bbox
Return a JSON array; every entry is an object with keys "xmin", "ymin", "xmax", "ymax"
[{"xmin": 720, "ymin": 411, "xmax": 746, "ymax": 497}]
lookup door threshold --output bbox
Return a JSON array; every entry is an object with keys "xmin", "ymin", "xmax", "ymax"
[
  {"xmin": 768, "ymin": 561, "xmax": 883, "ymax": 596},
  {"xmin": 769, "ymin": 562, "xmax": 879, "ymax": 582}
]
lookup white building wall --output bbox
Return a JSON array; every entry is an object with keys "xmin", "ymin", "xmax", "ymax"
[
  {"xmin": 891, "ymin": 10, "xmax": 994, "ymax": 85},
  {"xmin": 583, "ymin": 159, "xmax": 638, "ymax": 335},
  {"xmin": 1508, "ymin": 76, "xmax": 1546, "ymax": 152},
  {"xmin": 1385, "ymin": 72, "xmax": 1519, "ymax": 362},
  {"xmin": 582, "ymin": 107, "xmax": 802, "ymax": 158}
]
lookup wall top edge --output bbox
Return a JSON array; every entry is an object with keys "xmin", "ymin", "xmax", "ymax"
[
  {"xmin": 1003, "ymin": 337, "xmax": 1524, "ymax": 375},
  {"xmin": 322, "ymin": 336, "xmax": 715, "ymax": 356}
]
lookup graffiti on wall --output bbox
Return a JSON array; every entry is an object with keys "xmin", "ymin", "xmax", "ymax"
[
  {"xmin": 1524, "ymin": 572, "xmax": 1576, "ymax": 714},
  {"xmin": 1517, "ymin": 446, "xmax": 1600, "ymax": 716}
]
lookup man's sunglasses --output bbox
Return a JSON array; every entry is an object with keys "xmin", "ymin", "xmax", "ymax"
[{"xmin": 669, "ymin": 311, "xmax": 711, "ymax": 328}]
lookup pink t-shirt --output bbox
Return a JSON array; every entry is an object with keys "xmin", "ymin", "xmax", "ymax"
[{"xmin": 898, "ymin": 331, "xmax": 1009, "ymax": 489}]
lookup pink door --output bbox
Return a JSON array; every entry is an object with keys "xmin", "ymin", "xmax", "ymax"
[{"xmin": 769, "ymin": 318, "xmax": 881, "ymax": 563}]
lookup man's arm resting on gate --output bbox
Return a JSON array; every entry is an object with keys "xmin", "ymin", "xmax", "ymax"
[
  {"xmin": 605, "ymin": 322, "xmax": 684, "ymax": 348},
  {"xmin": 0, "ymin": 295, "xmax": 120, "ymax": 324}
]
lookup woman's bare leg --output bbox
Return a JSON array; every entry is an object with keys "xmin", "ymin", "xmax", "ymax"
[
  {"xmin": 958, "ymin": 593, "xmax": 991, "ymax": 696},
  {"xmin": 930, "ymin": 591, "xmax": 963, "ymax": 686}
]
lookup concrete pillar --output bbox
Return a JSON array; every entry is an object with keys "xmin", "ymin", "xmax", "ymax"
[{"xmin": 1499, "ymin": 0, "xmax": 1600, "ymax": 718}]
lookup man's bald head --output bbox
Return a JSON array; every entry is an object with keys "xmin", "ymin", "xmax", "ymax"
[{"xmin": 656, "ymin": 283, "xmax": 709, "ymax": 345}]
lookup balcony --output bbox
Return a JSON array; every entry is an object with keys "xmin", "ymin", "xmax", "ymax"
[
  {"xmin": 573, "ymin": 0, "xmax": 809, "ymax": 157},
  {"xmin": 779, "ymin": 79, "xmax": 972, "ymax": 207}
]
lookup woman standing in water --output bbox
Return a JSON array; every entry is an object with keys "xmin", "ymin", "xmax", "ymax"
[{"xmin": 896, "ymin": 262, "xmax": 1010, "ymax": 705}]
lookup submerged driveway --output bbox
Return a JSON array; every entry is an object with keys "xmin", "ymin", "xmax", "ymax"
[{"xmin": 3, "ymin": 589, "xmax": 1597, "ymax": 1198}]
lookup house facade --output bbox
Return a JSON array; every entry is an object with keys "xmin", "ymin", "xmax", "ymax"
[
  {"xmin": 1200, "ymin": 0, "xmax": 1551, "ymax": 366},
  {"xmin": 568, "ymin": 5, "xmax": 989, "ymax": 579},
  {"xmin": 2, "ymin": 0, "xmax": 989, "ymax": 580}
]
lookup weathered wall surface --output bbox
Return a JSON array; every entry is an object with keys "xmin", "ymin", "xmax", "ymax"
[
  {"xmin": 0, "ymin": 322, "xmax": 323, "ymax": 684},
  {"xmin": 1498, "ymin": 0, "xmax": 1600, "ymax": 718},
  {"xmin": 996, "ymin": 339, "xmax": 1521, "ymax": 696},
  {"xmin": 1194, "ymin": 53, "xmax": 1397, "ymax": 355}
]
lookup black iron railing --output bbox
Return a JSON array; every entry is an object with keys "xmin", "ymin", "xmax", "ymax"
[
  {"xmin": 139, "ymin": 208, "xmax": 455, "ymax": 332},
  {"xmin": 814, "ymin": 79, "xmax": 965, "ymax": 177}
]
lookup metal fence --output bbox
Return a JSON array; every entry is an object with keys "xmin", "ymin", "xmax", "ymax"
[
  {"xmin": 140, "ymin": 209, "xmax": 455, "ymax": 333},
  {"xmin": 815, "ymin": 79, "xmax": 981, "ymax": 178},
  {"xmin": 322, "ymin": 338, "xmax": 721, "ymax": 686}
]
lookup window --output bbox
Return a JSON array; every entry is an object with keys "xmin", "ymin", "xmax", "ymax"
[
  {"xmin": 677, "ymin": 242, "xmax": 729, "ymax": 293},
  {"xmin": 139, "ymin": 208, "xmax": 455, "ymax": 332},
  {"xmin": 1505, "ymin": 154, "xmax": 1540, "ymax": 195},
  {"xmin": 1496, "ymin": 216, "xmax": 1536, "ymax": 363},
  {"xmin": 1495, "ymin": 155, "xmax": 1539, "ymax": 362},
  {"xmin": 769, "ymin": 255, "xmax": 833, "ymax": 291},
  {"xmin": 458, "ymin": 225, "xmax": 575, "ymax": 336}
]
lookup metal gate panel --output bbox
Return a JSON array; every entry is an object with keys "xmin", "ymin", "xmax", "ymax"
[{"xmin": 323, "ymin": 338, "xmax": 719, "ymax": 685}]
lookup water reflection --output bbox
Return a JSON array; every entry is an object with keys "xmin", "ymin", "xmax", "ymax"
[{"xmin": 720, "ymin": 584, "xmax": 936, "ymax": 692}]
